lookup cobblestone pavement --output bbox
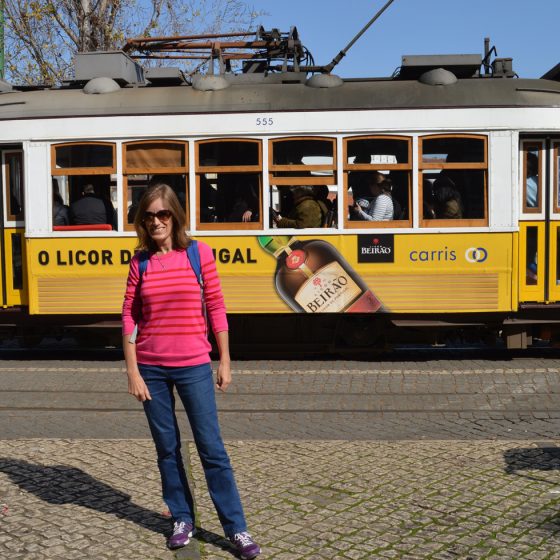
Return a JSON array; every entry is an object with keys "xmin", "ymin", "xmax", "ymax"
[
  {"xmin": 2, "ymin": 439, "xmax": 560, "ymax": 559},
  {"xmin": 1, "ymin": 358, "xmax": 560, "ymax": 559}
]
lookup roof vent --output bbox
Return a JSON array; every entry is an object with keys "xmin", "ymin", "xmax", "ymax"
[
  {"xmin": 145, "ymin": 67, "xmax": 186, "ymax": 86},
  {"xmin": 419, "ymin": 68, "xmax": 457, "ymax": 86},
  {"xmin": 191, "ymin": 75, "xmax": 230, "ymax": 91},
  {"xmin": 399, "ymin": 54, "xmax": 481, "ymax": 80},
  {"xmin": 306, "ymin": 74, "xmax": 343, "ymax": 88},
  {"xmin": 83, "ymin": 77, "xmax": 121, "ymax": 94},
  {"xmin": 75, "ymin": 51, "xmax": 145, "ymax": 85}
]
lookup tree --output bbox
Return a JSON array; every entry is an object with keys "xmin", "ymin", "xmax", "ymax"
[{"xmin": 4, "ymin": 0, "xmax": 261, "ymax": 85}]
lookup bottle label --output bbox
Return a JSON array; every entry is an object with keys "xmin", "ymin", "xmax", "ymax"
[
  {"xmin": 294, "ymin": 261, "xmax": 362, "ymax": 313},
  {"xmin": 286, "ymin": 249, "xmax": 306, "ymax": 270}
]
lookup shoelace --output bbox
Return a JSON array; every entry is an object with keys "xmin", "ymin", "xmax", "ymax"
[
  {"xmin": 173, "ymin": 521, "xmax": 187, "ymax": 536},
  {"xmin": 233, "ymin": 532, "xmax": 254, "ymax": 547}
]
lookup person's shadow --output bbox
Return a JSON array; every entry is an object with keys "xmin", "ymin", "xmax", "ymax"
[
  {"xmin": 503, "ymin": 446, "xmax": 560, "ymax": 534},
  {"xmin": 0, "ymin": 458, "xmax": 241, "ymax": 556},
  {"xmin": 0, "ymin": 458, "xmax": 169, "ymax": 534},
  {"xmin": 504, "ymin": 446, "xmax": 560, "ymax": 479}
]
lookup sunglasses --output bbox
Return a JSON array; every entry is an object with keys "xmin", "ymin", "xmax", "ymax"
[{"xmin": 143, "ymin": 209, "xmax": 172, "ymax": 223}]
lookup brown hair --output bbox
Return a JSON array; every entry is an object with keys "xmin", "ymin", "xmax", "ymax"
[{"xmin": 133, "ymin": 183, "xmax": 190, "ymax": 252}]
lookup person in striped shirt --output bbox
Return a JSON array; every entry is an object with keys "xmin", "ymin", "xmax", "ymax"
[
  {"xmin": 352, "ymin": 173, "xmax": 394, "ymax": 222},
  {"xmin": 122, "ymin": 184, "xmax": 260, "ymax": 559}
]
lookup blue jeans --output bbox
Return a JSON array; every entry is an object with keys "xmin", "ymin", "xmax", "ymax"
[{"xmin": 138, "ymin": 362, "xmax": 247, "ymax": 536}]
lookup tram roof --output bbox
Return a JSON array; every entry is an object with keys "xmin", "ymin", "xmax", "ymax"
[{"xmin": 1, "ymin": 76, "xmax": 559, "ymax": 120}]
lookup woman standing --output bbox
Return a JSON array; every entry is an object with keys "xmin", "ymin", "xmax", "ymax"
[{"xmin": 122, "ymin": 184, "xmax": 260, "ymax": 559}]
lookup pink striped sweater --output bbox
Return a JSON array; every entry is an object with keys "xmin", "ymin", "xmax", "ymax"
[{"xmin": 122, "ymin": 241, "xmax": 228, "ymax": 366}]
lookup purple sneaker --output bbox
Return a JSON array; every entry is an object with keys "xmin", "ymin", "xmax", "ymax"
[
  {"xmin": 229, "ymin": 531, "xmax": 261, "ymax": 559},
  {"xmin": 167, "ymin": 521, "xmax": 193, "ymax": 549}
]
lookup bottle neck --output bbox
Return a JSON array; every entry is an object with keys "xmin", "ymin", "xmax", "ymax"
[
  {"xmin": 259, "ymin": 235, "xmax": 297, "ymax": 257},
  {"xmin": 273, "ymin": 238, "xmax": 299, "ymax": 258}
]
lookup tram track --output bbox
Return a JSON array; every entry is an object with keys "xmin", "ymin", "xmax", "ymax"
[{"xmin": 1, "ymin": 356, "xmax": 559, "ymax": 441}]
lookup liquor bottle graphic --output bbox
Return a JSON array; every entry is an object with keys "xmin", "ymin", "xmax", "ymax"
[{"xmin": 258, "ymin": 236, "xmax": 383, "ymax": 313}]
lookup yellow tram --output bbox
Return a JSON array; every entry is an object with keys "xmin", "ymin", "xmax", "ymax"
[{"xmin": 1, "ymin": 32, "xmax": 559, "ymax": 348}]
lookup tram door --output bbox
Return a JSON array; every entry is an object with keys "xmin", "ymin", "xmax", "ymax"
[
  {"xmin": 518, "ymin": 139, "xmax": 560, "ymax": 303},
  {"xmin": 0, "ymin": 148, "xmax": 27, "ymax": 307}
]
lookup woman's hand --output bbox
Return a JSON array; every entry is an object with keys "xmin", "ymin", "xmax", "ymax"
[
  {"xmin": 242, "ymin": 210, "xmax": 253, "ymax": 222},
  {"xmin": 127, "ymin": 371, "xmax": 152, "ymax": 402},
  {"xmin": 216, "ymin": 360, "xmax": 232, "ymax": 392}
]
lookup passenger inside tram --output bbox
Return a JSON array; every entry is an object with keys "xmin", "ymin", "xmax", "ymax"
[
  {"xmin": 351, "ymin": 173, "xmax": 394, "ymax": 221},
  {"xmin": 69, "ymin": 182, "xmax": 117, "ymax": 229},
  {"xmin": 272, "ymin": 185, "xmax": 325, "ymax": 228},
  {"xmin": 52, "ymin": 179, "xmax": 70, "ymax": 226},
  {"xmin": 526, "ymin": 151, "xmax": 539, "ymax": 208},
  {"xmin": 432, "ymin": 176, "xmax": 463, "ymax": 219},
  {"xmin": 220, "ymin": 176, "xmax": 260, "ymax": 223}
]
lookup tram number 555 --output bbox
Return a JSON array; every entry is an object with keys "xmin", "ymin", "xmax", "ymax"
[{"xmin": 256, "ymin": 117, "xmax": 273, "ymax": 126}]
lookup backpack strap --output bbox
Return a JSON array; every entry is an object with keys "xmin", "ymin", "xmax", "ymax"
[
  {"xmin": 186, "ymin": 240, "xmax": 209, "ymax": 335},
  {"xmin": 138, "ymin": 250, "xmax": 150, "ymax": 279},
  {"xmin": 186, "ymin": 240, "xmax": 203, "ymax": 288}
]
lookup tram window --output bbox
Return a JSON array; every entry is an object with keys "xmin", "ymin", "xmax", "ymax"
[
  {"xmin": 422, "ymin": 170, "xmax": 485, "ymax": 220},
  {"xmin": 422, "ymin": 137, "xmax": 485, "ymax": 164},
  {"xmin": 5, "ymin": 152, "xmax": 24, "ymax": 220},
  {"xmin": 346, "ymin": 137, "xmax": 409, "ymax": 165},
  {"xmin": 269, "ymin": 184, "xmax": 336, "ymax": 229},
  {"xmin": 53, "ymin": 175, "xmax": 118, "ymax": 230},
  {"xmin": 270, "ymin": 138, "xmax": 335, "ymax": 182},
  {"xmin": 123, "ymin": 141, "xmax": 189, "ymax": 230},
  {"xmin": 199, "ymin": 141, "xmax": 259, "ymax": 167},
  {"xmin": 196, "ymin": 139, "xmax": 262, "ymax": 230},
  {"xmin": 556, "ymin": 143, "xmax": 560, "ymax": 212},
  {"xmin": 55, "ymin": 144, "xmax": 114, "ymax": 169},
  {"xmin": 52, "ymin": 142, "xmax": 117, "ymax": 230},
  {"xmin": 344, "ymin": 136, "xmax": 412, "ymax": 227},
  {"xmin": 526, "ymin": 226, "xmax": 539, "ymax": 285},
  {"xmin": 199, "ymin": 173, "xmax": 260, "ymax": 224},
  {"xmin": 556, "ymin": 228, "xmax": 560, "ymax": 286},
  {"xmin": 126, "ymin": 142, "xmax": 186, "ymax": 169},
  {"xmin": 11, "ymin": 233, "xmax": 23, "ymax": 290},
  {"xmin": 269, "ymin": 138, "xmax": 336, "ymax": 229},
  {"xmin": 420, "ymin": 135, "xmax": 487, "ymax": 226},
  {"xmin": 521, "ymin": 144, "xmax": 542, "ymax": 213}
]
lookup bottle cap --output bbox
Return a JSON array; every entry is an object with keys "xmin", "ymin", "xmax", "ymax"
[{"xmin": 258, "ymin": 236, "xmax": 292, "ymax": 254}]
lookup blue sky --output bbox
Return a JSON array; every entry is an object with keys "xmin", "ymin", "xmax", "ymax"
[{"xmin": 256, "ymin": 0, "xmax": 559, "ymax": 79}]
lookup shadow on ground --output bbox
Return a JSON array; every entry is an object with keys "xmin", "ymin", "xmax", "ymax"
[
  {"xmin": 504, "ymin": 446, "xmax": 560, "ymax": 477},
  {"xmin": 0, "ymin": 458, "xmax": 168, "ymax": 535}
]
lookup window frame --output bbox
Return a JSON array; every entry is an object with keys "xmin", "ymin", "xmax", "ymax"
[
  {"xmin": 343, "ymin": 134, "xmax": 412, "ymax": 229},
  {"xmin": 4, "ymin": 151, "xmax": 24, "ymax": 222},
  {"xmin": 195, "ymin": 138, "xmax": 263, "ymax": 231},
  {"xmin": 51, "ymin": 141, "xmax": 116, "ymax": 176},
  {"xmin": 123, "ymin": 140, "xmax": 189, "ymax": 232},
  {"xmin": 520, "ymin": 140, "xmax": 543, "ymax": 215},
  {"xmin": 51, "ymin": 141, "xmax": 117, "ymax": 232},
  {"xmin": 419, "ymin": 133, "xmax": 488, "ymax": 228},
  {"xmin": 269, "ymin": 136, "xmax": 337, "ymax": 186},
  {"xmin": 552, "ymin": 142, "xmax": 560, "ymax": 215}
]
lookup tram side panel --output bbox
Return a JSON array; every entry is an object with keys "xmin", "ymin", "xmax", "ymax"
[{"xmin": 25, "ymin": 233, "xmax": 513, "ymax": 316}]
